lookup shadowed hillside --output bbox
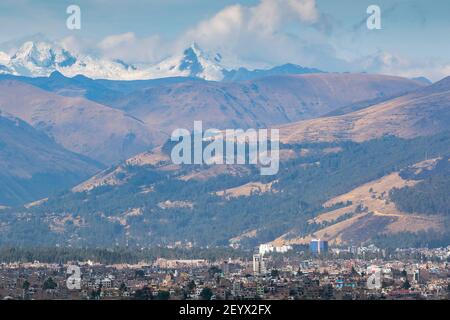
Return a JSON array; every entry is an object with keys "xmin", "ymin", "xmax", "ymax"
[{"xmin": 0, "ymin": 114, "xmax": 103, "ymax": 206}]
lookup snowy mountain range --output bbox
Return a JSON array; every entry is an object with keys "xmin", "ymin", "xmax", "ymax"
[{"xmin": 0, "ymin": 40, "xmax": 322, "ymax": 81}]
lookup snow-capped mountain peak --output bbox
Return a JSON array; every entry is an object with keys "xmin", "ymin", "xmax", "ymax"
[
  {"xmin": 10, "ymin": 41, "xmax": 77, "ymax": 75},
  {"xmin": 2, "ymin": 40, "xmax": 138, "ymax": 79},
  {"xmin": 0, "ymin": 40, "xmax": 227, "ymax": 80},
  {"xmin": 179, "ymin": 44, "xmax": 205, "ymax": 74},
  {"xmin": 0, "ymin": 39, "xmax": 323, "ymax": 81},
  {"xmin": 148, "ymin": 43, "xmax": 225, "ymax": 81}
]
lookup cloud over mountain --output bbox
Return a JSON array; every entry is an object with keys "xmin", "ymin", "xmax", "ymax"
[
  {"xmin": 97, "ymin": 32, "xmax": 165, "ymax": 64},
  {"xmin": 179, "ymin": 0, "xmax": 327, "ymax": 68}
]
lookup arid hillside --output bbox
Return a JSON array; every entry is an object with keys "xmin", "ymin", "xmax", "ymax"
[{"xmin": 280, "ymin": 76, "xmax": 450, "ymax": 144}]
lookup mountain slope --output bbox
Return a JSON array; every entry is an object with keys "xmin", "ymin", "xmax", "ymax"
[
  {"xmin": 272, "ymin": 159, "xmax": 446, "ymax": 247},
  {"xmin": 110, "ymin": 73, "xmax": 425, "ymax": 134},
  {"xmin": 0, "ymin": 80, "xmax": 156, "ymax": 164},
  {"xmin": 5, "ymin": 130, "xmax": 449, "ymax": 247},
  {"xmin": 0, "ymin": 72, "xmax": 424, "ymax": 147},
  {"xmin": 0, "ymin": 113, "xmax": 103, "ymax": 206},
  {"xmin": 0, "ymin": 71, "xmax": 205, "ymax": 105},
  {"xmin": 223, "ymin": 63, "xmax": 324, "ymax": 82},
  {"xmin": 280, "ymin": 76, "xmax": 450, "ymax": 144}
]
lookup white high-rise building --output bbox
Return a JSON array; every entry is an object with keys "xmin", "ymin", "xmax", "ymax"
[
  {"xmin": 253, "ymin": 254, "xmax": 266, "ymax": 276},
  {"xmin": 258, "ymin": 244, "xmax": 293, "ymax": 256}
]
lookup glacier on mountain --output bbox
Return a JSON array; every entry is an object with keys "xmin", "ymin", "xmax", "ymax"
[{"xmin": 0, "ymin": 40, "xmax": 322, "ymax": 81}]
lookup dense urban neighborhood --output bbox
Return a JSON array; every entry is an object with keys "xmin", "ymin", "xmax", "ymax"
[
  {"xmin": 1, "ymin": 1, "xmax": 450, "ymax": 306},
  {"xmin": 1, "ymin": 244, "xmax": 450, "ymax": 300}
]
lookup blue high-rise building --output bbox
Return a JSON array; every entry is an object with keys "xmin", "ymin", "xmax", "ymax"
[{"xmin": 310, "ymin": 239, "xmax": 329, "ymax": 255}]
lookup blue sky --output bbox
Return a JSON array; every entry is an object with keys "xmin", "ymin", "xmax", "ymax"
[{"xmin": 0, "ymin": 0, "xmax": 449, "ymax": 80}]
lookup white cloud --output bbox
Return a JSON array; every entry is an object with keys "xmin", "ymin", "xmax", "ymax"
[
  {"xmin": 174, "ymin": 0, "xmax": 330, "ymax": 68},
  {"xmin": 56, "ymin": 0, "xmax": 448, "ymax": 81},
  {"xmin": 287, "ymin": 0, "xmax": 319, "ymax": 23},
  {"xmin": 99, "ymin": 32, "xmax": 136, "ymax": 51},
  {"xmin": 184, "ymin": 0, "xmax": 319, "ymax": 42},
  {"xmin": 60, "ymin": 35, "xmax": 89, "ymax": 55},
  {"xmin": 185, "ymin": 0, "xmax": 319, "ymax": 40},
  {"xmin": 97, "ymin": 32, "xmax": 166, "ymax": 63},
  {"xmin": 359, "ymin": 50, "xmax": 450, "ymax": 82},
  {"xmin": 56, "ymin": 0, "xmax": 343, "ymax": 71}
]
